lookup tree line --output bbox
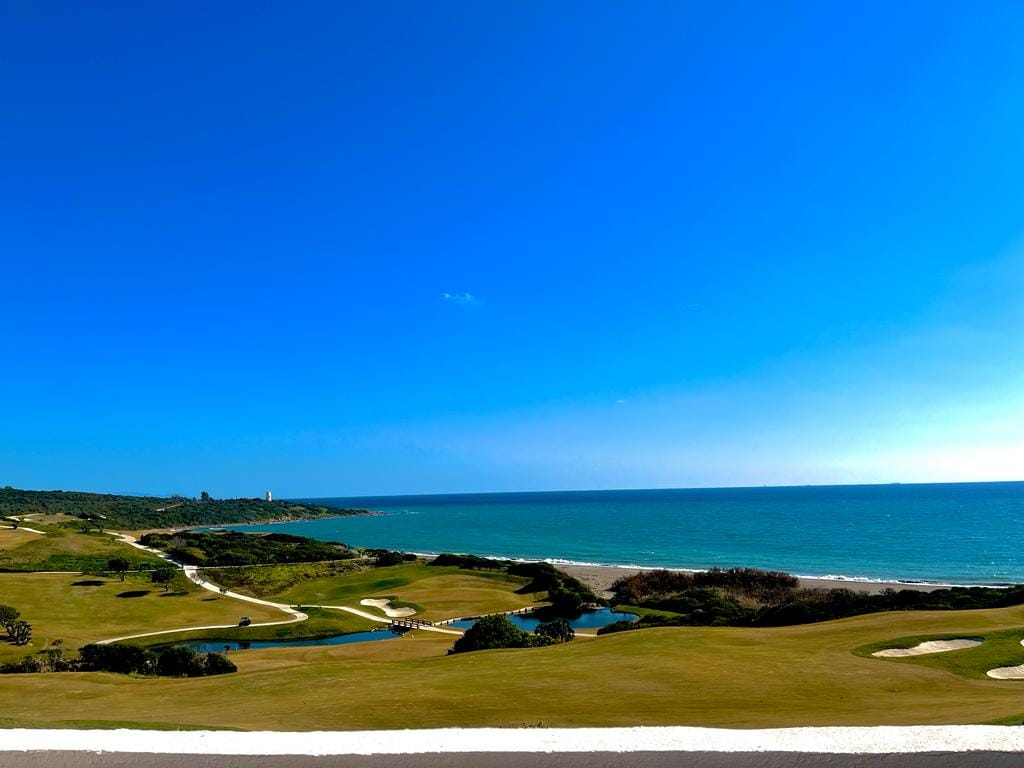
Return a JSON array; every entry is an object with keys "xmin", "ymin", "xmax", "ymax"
[
  {"xmin": 139, "ymin": 530, "xmax": 356, "ymax": 567},
  {"xmin": 0, "ymin": 486, "xmax": 371, "ymax": 530},
  {"xmin": 598, "ymin": 567, "xmax": 1024, "ymax": 634}
]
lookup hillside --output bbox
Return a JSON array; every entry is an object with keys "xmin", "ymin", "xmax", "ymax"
[{"xmin": 0, "ymin": 487, "xmax": 368, "ymax": 530}]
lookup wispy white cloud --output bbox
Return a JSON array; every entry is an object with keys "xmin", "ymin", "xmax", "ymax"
[{"xmin": 442, "ymin": 292, "xmax": 483, "ymax": 306}]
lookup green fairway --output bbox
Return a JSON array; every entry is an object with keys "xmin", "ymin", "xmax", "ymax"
[
  {"xmin": 240, "ymin": 562, "xmax": 544, "ymax": 622},
  {"xmin": 0, "ymin": 573, "xmax": 284, "ymax": 662},
  {"xmin": 4, "ymin": 602, "xmax": 1024, "ymax": 730},
  {"xmin": 0, "ymin": 519, "xmax": 165, "ymax": 573}
]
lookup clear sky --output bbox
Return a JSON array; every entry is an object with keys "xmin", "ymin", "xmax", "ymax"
[{"xmin": 3, "ymin": 2, "xmax": 1024, "ymax": 498}]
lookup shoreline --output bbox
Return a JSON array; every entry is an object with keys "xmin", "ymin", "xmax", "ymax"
[
  {"xmin": 206, "ymin": 521, "xmax": 1016, "ymax": 595},
  {"xmin": 404, "ymin": 550, "xmax": 1011, "ymax": 595},
  {"xmin": 557, "ymin": 563, "xmax": 984, "ymax": 596}
]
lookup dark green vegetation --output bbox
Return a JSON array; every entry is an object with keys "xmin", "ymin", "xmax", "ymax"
[
  {"xmin": 1, "ymin": 639, "xmax": 237, "ymax": 677},
  {"xmin": 449, "ymin": 614, "xmax": 573, "ymax": 654},
  {"xmin": 78, "ymin": 643, "xmax": 237, "ymax": 677},
  {"xmin": 0, "ymin": 487, "xmax": 368, "ymax": 531},
  {"xmin": 0, "ymin": 605, "xmax": 31, "ymax": 647},
  {"xmin": 430, "ymin": 554, "xmax": 601, "ymax": 615},
  {"xmin": 600, "ymin": 568, "xmax": 1024, "ymax": 634},
  {"xmin": 139, "ymin": 530, "xmax": 356, "ymax": 566}
]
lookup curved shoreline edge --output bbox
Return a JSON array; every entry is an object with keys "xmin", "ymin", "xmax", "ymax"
[
  {"xmin": 219, "ymin": 525, "xmax": 1015, "ymax": 592},
  {"xmin": 2, "ymin": 726, "xmax": 1024, "ymax": 755}
]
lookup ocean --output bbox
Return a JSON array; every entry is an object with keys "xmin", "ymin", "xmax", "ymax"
[{"xmin": 229, "ymin": 482, "xmax": 1024, "ymax": 585}]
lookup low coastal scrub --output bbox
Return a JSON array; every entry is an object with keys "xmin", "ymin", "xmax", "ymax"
[
  {"xmin": 449, "ymin": 614, "xmax": 575, "ymax": 654},
  {"xmin": 0, "ymin": 642, "xmax": 236, "ymax": 677},
  {"xmin": 198, "ymin": 561, "xmax": 364, "ymax": 598},
  {"xmin": 599, "ymin": 568, "xmax": 1024, "ymax": 634},
  {"xmin": 430, "ymin": 554, "xmax": 601, "ymax": 615},
  {"xmin": 139, "ymin": 530, "xmax": 356, "ymax": 567},
  {"xmin": 0, "ymin": 486, "xmax": 368, "ymax": 530}
]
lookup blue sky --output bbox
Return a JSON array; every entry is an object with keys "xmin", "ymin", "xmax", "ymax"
[{"xmin": 3, "ymin": 2, "xmax": 1024, "ymax": 497}]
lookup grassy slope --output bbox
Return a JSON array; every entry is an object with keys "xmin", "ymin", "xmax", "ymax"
[
  {"xmin": 0, "ymin": 573, "xmax": 284, "ymax": 662},
  {"xmin": 3, "ymin": 603, "xmax": 1024, "ymax": 730},
  {"xmin": 0, "ymin": 519, "xmax": 165, "ymax": 572},
  {"xmin": 270, "ymin": 562, "xmax": 544, "ymax": 622}
]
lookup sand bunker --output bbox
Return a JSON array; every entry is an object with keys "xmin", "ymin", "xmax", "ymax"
[
  {"xmin": 984, "ymin": 638, "xmax": 1024, "ymax": 678},
  {"xmin": 987, "ymin": 664, "xmax": 1024, "ymax": 679},
  {"xmin": 360, "ymin": 598, "xmax": 416, "ymax": 618},
  {"xmin": 872, "ymin": 638, "xmax": 983, "ymax": 657}
]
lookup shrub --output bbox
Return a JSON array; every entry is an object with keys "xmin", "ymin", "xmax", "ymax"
[
  {"xmin": 156, "ymin": 646, "xmax": 209, "ymax": 677},
  {"xmin": 450, "ymin": 615, "xmax": 530, "ymax": 654},
  {"xmin": 79, "ymin": 643, "xmax": 158, "ymax": 675},
  {"xmin": 203, "ymin": 652, "xmax": 237, "ymax": 676},
  {"xmin": 534, "ymin": 618, "xmax": 574, "ymax": 643}
]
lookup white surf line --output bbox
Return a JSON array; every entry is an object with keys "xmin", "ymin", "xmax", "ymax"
[{"xmin": 3, "ymin": 726, "xmax": 1024, "ymax": 755}]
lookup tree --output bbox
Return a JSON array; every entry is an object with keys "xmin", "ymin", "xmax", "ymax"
[
  {"xmin": 534, "ymin": 618, "xmax": 575, "ymax": 644},
  {"xmin": 79, "ymin": 643, "xmax": 157, "ymax": 675},
  {"xmin": 203, "ymin": 652, "xmax": 237, "ymax": 676},
  {"xmin": 108, "ymin": 557, "xmax": 131, "ymax": 581},
  {"xmin": 9, "ymin": 620, "xmax": 31, "ymax": 646},
  {"xmin": 0, "ymin": 605, "xmax": 20, "ymax": 636},
  {"xmin": 200, "ymin": 491, "xmax": 211, "ymax": 503},
  {"xmin": 450, "ymin": 615, "xmax": 530, "ymax": 654},
  {"xmin": 150, "ymin": 566, "xmax": 176, "ymax": 591},
  {"xmin": 156, "ymin": 647, "xmax": 207, "ymax": 677}
]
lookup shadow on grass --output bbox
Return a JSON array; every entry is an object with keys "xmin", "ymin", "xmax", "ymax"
[
  {"xmin": 116, "ymin": 590, "xmax": 151, "ymax": 598},
  {"xmin": 71, "ymin": 580, "xmax": 105, "ymax": 586}
]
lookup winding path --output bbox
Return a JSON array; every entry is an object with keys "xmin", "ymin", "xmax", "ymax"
[
  {"xmin": 97, "ymin": 534, "xmax": 307, "ymax": 645},
  {"xmin": 98, "ymin": 532, "xmax": 464, "ymax": 643}
]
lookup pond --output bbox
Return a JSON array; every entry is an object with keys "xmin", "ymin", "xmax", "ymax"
[
  {"xmin": 448, "ymin": 607, "xmax": 638, "ymax": 632},
  {"xmin": 172, "ymin": 629, "xmax": 396, "ymax": 653},
  {"xmin": 168, "ymin": 608, "xmax": 638, "ymax": 653}
]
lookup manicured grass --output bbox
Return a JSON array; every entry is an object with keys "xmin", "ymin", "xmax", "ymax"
[
  {"xmin": 0, "ymin": 572, "xmax": 284, "ymax": 662},
  {"xmin": 268, "ymin": 562, "xmax": 544, "ymax": 622},
  {"xmin": 5, "ymin": 604, "xmax": 1024, "ymax": 729},
  {"xmin": 0, "ymin": 524, "xmax": 164, "ymax": 572},
  {"xmin": 857, "ymin": 628, "xmax": 1024, "ymax": 680}
]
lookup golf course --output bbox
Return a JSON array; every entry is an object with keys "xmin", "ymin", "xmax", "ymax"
[{"xmin": 3, "ymin": 492, "xmax": 1024, "ymax": 731}]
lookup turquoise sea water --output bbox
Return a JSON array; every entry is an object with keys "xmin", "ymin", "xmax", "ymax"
[{"xmin": 231, "ymin": 482, "xmax": 1024, "ymax": 585}]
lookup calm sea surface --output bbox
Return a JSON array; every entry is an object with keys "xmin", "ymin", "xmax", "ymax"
[{"xmin": 229, "ymin": 482, "xmax": 1024, "ymax": 585}]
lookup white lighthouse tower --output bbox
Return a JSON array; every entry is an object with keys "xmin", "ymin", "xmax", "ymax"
[{"xmin": 265, "ymin": 490, "xmax": 272, "ymax": 502}]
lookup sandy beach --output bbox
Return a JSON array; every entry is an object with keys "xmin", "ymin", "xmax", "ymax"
[{"xmin": 559, "ymin": 563, "xmax": 954, "ymax": 598}]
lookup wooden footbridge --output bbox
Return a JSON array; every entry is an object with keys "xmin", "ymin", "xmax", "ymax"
[{"xmin": 390, "ymin": 617, "xmax": 435, "ymax": 632}]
